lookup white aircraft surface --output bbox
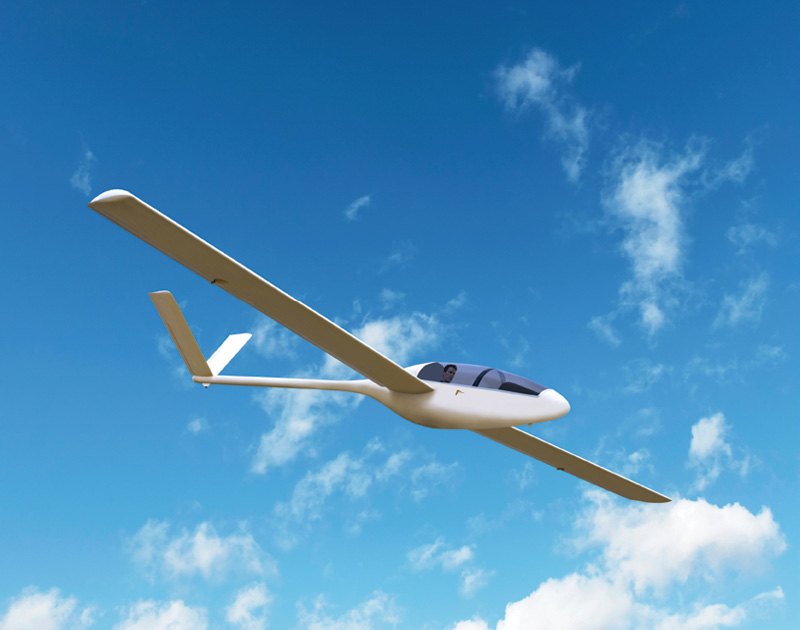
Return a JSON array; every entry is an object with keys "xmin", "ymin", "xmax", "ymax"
[{"xmin": 89, "ymin": 190, "xmax": 670, "ymax": 503}]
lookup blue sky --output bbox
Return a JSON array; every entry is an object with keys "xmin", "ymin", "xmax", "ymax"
[{"xmin": 1, "ymin": 1, "xmax": 798, "ymax": 628}]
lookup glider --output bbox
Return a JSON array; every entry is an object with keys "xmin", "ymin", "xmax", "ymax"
[{"xmin": 89, "ymin": 190, "xmax": 670, "ymax": 503}]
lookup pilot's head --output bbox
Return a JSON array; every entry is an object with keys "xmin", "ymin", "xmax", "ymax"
[{"xmin": 442, "ymin": 364, "xmax": 457, "ymax": 383}]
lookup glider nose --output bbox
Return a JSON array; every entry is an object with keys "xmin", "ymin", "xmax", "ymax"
[{"xmin": 540, "ymin": 388, "xmax": 571, "ymax": 419}]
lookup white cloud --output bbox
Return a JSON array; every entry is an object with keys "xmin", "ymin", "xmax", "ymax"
[
  {"xmin": 382, "ymin": 241, "xmax": 416, "ymax": 269},
  {"xmin": 407, "ymin": 538, "xmax": 474, "ymax": 572},
  {"xmin": 252, "ymin": 388, "xmax": 345, "ymax": 473},
  {"xmin": 704, "ymin": 144, "xmax": 755, "ymax": 188},
  {"xmin": 226, "ymin": 583, "xmax": 273, "ymax": 630},
  {"xmin": 272, "ymin": 443, "xmax": 417, "ymax": 549},
  {"xmin": 296, "ymin": 592, "xmax": 400, "ymax": 630},
  {"xmin": 409, "ymin": 461, "xmax": 460, "ymax": 502},
  {"xmin": 186, "ymin": 417, "xmax": 209, "ymax": 435},
  {"xmin": 577, "ymin": 493, "xmax": 785, "ymax": 594},
  {"xmin": 70, "ymin": 146, "xmax": 96, "ymax": 196},
  {"xmin": 252, "ymin": 308, "xmax": 443, "ymax": 474},
  {"xmin": 379, "ymin": 288, "xmax": 405, "ymax": 309},
  {"xmin": 623, "ymin": 358, "xmax": 667, "ymax": 393},
  {"xmin": 128, "ymin": 519, "xmax": 273, "ymax": 581},
  {"xmin": 588, "ymin": 314, "xmax": 621, "ymax": 347},
  {"xmin": 688, "ymin": 413, "xmax": 750, "ymax": 491},
  {"xmin": 449, "ymin": 578, "xmax": 780, "ymax": 630},
  {"xmin": 726, "ymin": 222, "xmax": 777, "ymax": 254},
  {"xmin": 602, "ymin": 140, "xmax": 704, "ymax": 336},
  {"xmin": 496, "ymin": 49, "xmax": 589, "ymax": 182},
  {"xmin": 689, "ymin": 412, "xmax": 730, "ymax": 460},
  {"xmin": 494, "ymin": 574, "xmax": 633, "ymax": 630},
  {"xmin": 448, "ymin": 494, "xmax": 786, "ymax": 629},
  {"xmin": 753, "ymin": 344, "xmax": 785, "ymax": 364},
  {"xmin": 344, "ymin": 195, "xmax": 372, "ymax": 221},
  {"xmin": 375, "ymin": 450, "xmax": 412, "ymax": 481},
  {"xmin": 250, "ymin": 317, "xmax": 298, "ymax": 359},
  {"xmin": 714, "ymin": 272, "xmax": 769, "ymax": 328},
  {"xmin": 350, "ymin": 312, "xmax": 442, "ymax": 369},
  {"xmin": 407, "ymin": 538, "xmax": 490, "ymax": 597},
  {"xmin": 460, "ymin": 568, "xmax": 493, "ymax": 598},
  {"xmin": 115, "ymin": 600, "xmax": 206, "ymax": 630},
  {"xmin": 0, "ymin": 587, "xmax": 93, "ymax": 630}
]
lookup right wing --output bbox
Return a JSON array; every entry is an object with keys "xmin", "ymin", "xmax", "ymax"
[
  {"xmin": 89, "ymin": 190, "xmax": 433, "ymax": 395},
  {"xmin": 473, "ymin": 427, "xmax": 670, "ymax": 503}
]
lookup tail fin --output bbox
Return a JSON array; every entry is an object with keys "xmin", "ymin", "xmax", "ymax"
[
  {"xmin": 207, "ymin": 333, "xmax": 252, "ymax": 375},
  {"xmin": 149, "ymin": 291, "xmax": 251, "ymax": 378}
]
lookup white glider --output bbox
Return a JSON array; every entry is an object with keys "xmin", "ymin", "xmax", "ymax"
[{"xmin": 89, "ymin": 189, "xmax": 670, "ymax": 503}]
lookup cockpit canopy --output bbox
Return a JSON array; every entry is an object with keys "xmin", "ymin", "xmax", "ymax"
[{"xmin": 416, "ymin": 362, "xmax": 546, "ymax": 396}]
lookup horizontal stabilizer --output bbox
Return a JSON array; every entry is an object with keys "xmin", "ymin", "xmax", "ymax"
[
  {"xmin": 473, "ymin": 427, "xmax": 670, "ymax": 503},
  {"xmin": 149, "ymin": 291, "xmax": 212, "ymax": 377},
  {"xmin": 208, "ymin": 333, "xmax": 251, "ymax": 376}
]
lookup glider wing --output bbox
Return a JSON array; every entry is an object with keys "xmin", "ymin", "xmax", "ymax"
[
  {"xmin": 472, "ymin": 426, "xmax": 670, "ymax": 503},
  {"xmin": 89, "ymin": 190, "xmax": 433, "ymax": 394}
]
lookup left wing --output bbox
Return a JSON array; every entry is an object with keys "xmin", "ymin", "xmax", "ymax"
[
  {"xmin": 89, "ymin": 190, "xmax": 433, "ymax": 395},
  {"xmin": 473, "ymin": 427, "xmax": 670, "ymax": 503}
]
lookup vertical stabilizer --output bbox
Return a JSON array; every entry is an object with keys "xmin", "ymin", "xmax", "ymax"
[{"xmin": 149, "ymin": 291, "xmax": 213, "ymax": 377}]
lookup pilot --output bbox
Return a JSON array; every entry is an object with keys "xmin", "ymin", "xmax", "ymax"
[{"xmin": 441, "ymin": 364, "xmax": 457, "ymax": 383}]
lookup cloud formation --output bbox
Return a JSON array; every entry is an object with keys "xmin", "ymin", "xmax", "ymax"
[
  {"xmin": 496, "ymin": 49, "xmax": 589, "ymax": 182},
  {"xmin": 407, "ymin": 537, "xmax": 490, "ymax": 597},
  {"xmin": 714, "ymin": 272, "xmax": 769, "ymax": 328},
  {"xmin": 688, "ymin": 412, "xmax": 750, "ymax": 491},
  {"xmin": 296, "ymin": 592, "xmax": 400, "ymax": 630},
  {"xmin": 70, "ymin": 146, "xmax": 96, "ymax": 196},
  {"xmin": 226, "ymin": 583, "xmax": 272, "ymax": 630},
  {"xmin": 0, "ymin": 587, "xmax": 93, "ymax": 630},
  {"xmin": 128, "ymin": 520, "xmax": 273, "ymax": 581},
  {"xmin": 602, "ymin": 140, "xmax": 704, "ymax": 337},
  {"xmin": 344, "ymin": 195, "xmax": 372, "ymax": 221},
  {"xmin": 727, "ymin": 222, "xmax": 777, "ymax": 254},
  {"xmin": 252, "ymin": 309, "xmax": 444, "ymax": 474},
  {"xmin": 448, "ymin": 492, "xmax": 785, "ymax": 629},
  {"xmin": 272, "ymin": 439, "xmax": 456, "ymax": 548},
  {"xmin": 115, "ymin": 600, "xmax": 206, "ymax": 630}
]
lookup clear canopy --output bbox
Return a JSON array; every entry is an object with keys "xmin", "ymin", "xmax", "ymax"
[{"xmin": 416, "ymin": 362, "xmax": 546, "ymax": 396}]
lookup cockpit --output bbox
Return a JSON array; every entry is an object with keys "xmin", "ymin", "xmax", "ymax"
[{"xmin": 416, "ymin": 362, "xmax": 546, "ymax": 396}]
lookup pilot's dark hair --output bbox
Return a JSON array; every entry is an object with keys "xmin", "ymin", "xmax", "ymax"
[{"xmin": 443, "ymin": 364, "xmax": 457, "ymax": 372}]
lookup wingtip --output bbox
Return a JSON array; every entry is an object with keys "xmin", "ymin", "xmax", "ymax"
[{"xmin": 88, "ymin": 189, "xmax": 134, "ymax": 208}]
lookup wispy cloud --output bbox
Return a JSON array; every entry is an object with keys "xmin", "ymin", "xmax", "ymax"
[
  {"xmin": 379, "ymin": 288, "xmax": 405, "ymax": 309},
  {"xmin": 496, "ymin": 48, "xmax": 590, "ymax": 182},
  {"xmin": 296, "ymin": 591, "xmax": 400, "ymax": 630},
  {"xmin": 590, "ymin": 136, "xmax": 759, "ymax": 342},
  {"xmin": 408, "ymin": 537, "xmax": 474, "ymax": 572},
  {"xmin": 726, "ymin": 223, "xmax": 777, "ymax": 254},
  {"xmin": 116, "ymin": 600, "xmax": 207, "ymax": 630},
  {"xmin": 409, "ymin": 461, "xmax": 460, "ymax": 502},
  {"xmin": 185, "ymin": 416, "xmax": 209, "ymax": 435},
  {"xmin": 602, "ymin": 139, "xmax": 704, "ymax": 337},
  {"xmin": 271, "ymin": 440, "xmax": 427, "ymax": 549},
  {"xmin": 714, "ymin": 272, "xmax": 769, "ymax": 328},
  {"xmin": 688, "ymin": 412, "xmax": 751, "ymax": 491},
  {"xmin": 588, "ymin": 314, "xmax": 621, "ymax": 347},
  {"xmin": 407, "ymin": 537, "xmax": 491, "ymax": 597},
  {"xmin": 250, "ymin": 316, "xmax": 298, "ymax": 359},
  {"xmin": 128, "ymin": 519, "xmax": 274, "ymax": 581},
  {"xmin": 344, "ymin": 195, "xmax": 372, "ymax": 221},
  {"xmin": 252, "ymin": 309, "xmax": 444, "ymax": 474},
  {"xmin": 226, "ymin": 583, "xmax": 272, "ymax": 630},
  {"xmin": 70, "ymin": 145, "xmax": 96, "ymax": 196},
  {"xmin": 0, "ymin": 587, "xmax": 94, "ymax": 630},
  {"xmin": 381, "ymin": 240, "xmax": 417, "ymax": 270},
  {"xmin": 623, "ymin": 358, "xmax": 668, "ymax": 393}
]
